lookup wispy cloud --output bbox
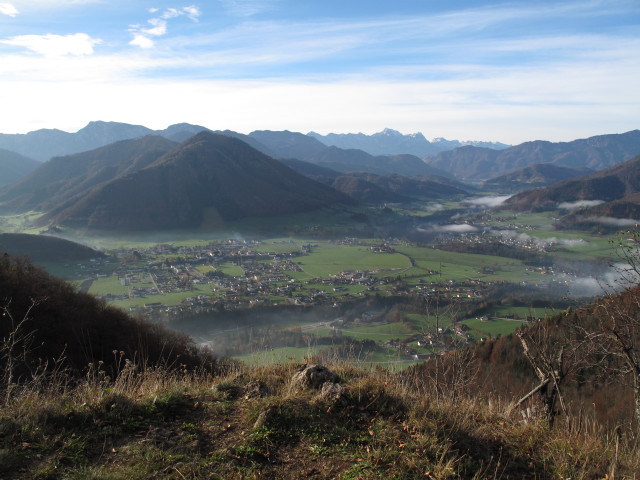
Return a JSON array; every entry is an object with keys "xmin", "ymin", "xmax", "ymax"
[
  {"xmin": 0, "ymin": 2, "xmax": 18, "ymax": 16},
  {"xmin": 129, "ymin": 6, "xmax": 202, "ymax": 49},
  {"xmin": 218, "ymin": 0, "xmax": 281, "ymax": 17},
  {"xmin": 1, "ymin": 33, "xmax": 100, "ymax": 56},
  {"xmin": 0, "ymin": 0, "xmax": 637, "ymax": 140}
]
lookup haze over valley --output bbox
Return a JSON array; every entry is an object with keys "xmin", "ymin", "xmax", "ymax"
[{"xmin": 1, "ymin": 121, "xmax": 639, "ymax": 365}]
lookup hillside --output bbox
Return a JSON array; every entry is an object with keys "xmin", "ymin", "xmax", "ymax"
[
  {"xmin": 282, "ymin": 158, "xmax": 468, "ymax": 203},
  {"xmin": 0, "ymin": 254, "xmax": 218, "ymax": 376},
  {"xmin": 0, "ymin": 135, "xmax": 178, "ymax": 214},
  {"xmin": 303, "ymin": 146, "xmax": 445, "ymax": 177},
  {"xmin": 483, "ymin": 163, "xmax": 593, "ymax": 192},
  {"xmin": 426, "ymin": 130, "xmax": 640, "ymax": 181},
  {"xmin": 0, "ymin": 233, "xmax": 104, "ymax": 263},
  {"xmin": 248, "ymin": 130, "xmax": 448, "ymax": 177},
  {"xmin": 503, "ymin": 154, "xmax": 640, "ymax": 216},
  {"xmin": 35, "ymin": 132, "xmax": 354, "ymax": 231},
  {"xmin": 0, "ymin": 149, "xmax": 40, "ymax": 187}
]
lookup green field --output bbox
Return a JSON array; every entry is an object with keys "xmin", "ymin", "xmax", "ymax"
[
  {"xmin": 293, "ymin": 243, "xmax": 410, "ymax": 279},
  {"xmin": 461, "ymin": 317, "xmax": 527, "ymax": 338},
  {"xmin": 88, "ymin": 275, "xmax": 129, "ymax": 296},
  {"xmin": 395, "ymin": 246, "xmax": 530, "ymax": 284}
]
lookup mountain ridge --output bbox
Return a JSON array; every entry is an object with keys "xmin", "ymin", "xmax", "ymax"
[
  {"xmin": 426, "ymin": 130, "xmax": 640, "ymax": 182},
  {"xmin": 34, "ymin": 131, "xmax": 354, "ymax": 231}
]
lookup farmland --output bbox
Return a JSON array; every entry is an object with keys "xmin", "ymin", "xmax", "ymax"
[{"xmin": 0, "ymin": 205, "xmax": 623, "ymax": 366}]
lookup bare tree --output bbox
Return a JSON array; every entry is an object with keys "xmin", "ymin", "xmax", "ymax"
[
  {"xmin": 513, "ymin": 316, "xmax": 592, "ymax": 428},
  {"xmin": 1, "ymin": 299, "xmax": 38, "ymax": 404},
  {"xmin": 582, "ymin": 228, "xmax": 640, "ymax": 429}
]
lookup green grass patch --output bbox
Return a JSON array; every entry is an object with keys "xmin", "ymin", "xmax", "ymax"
[
  {"xmin": 461, "ymin": 317, "xmax": 527, "ymax": 338},
  {"xmin": 234, "ymin": 345, "xmax": 334, "ymax": 365},
  {"xmin": 88, "ymin": 275, "xmax": 129, "ymax": 296}
]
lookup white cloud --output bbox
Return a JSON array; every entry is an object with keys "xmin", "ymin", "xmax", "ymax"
[
  {"xmin": 142, "ymin": 18, "xmax": 167, "ymax": 37},
  {"xmin": 129, "ymin": 33, "xmax": 154, "ymax": 49},
  {"xmin": 0, "ymin": 2, "xmax": 18, "ymax": 16},
  {"xmin": 1, "ymin": 33, "xmax": 100, "ymax": 56},
  {"xmin": 183, "ymin": 6, "xmax": 201, "ymax": 21},
  {"xmin": 129, "ymin": 6, "xmax": 202, "ymax": 49}
]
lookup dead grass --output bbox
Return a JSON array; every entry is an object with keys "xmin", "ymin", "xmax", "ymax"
[{"xmin": 0, "ymin": 359, "xmax": 638, "ymax": 479}]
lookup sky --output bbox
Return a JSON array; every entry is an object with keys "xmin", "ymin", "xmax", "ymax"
[{"xmin": 0, "ymin": 0, "xmax": 638, "ymax": 144}]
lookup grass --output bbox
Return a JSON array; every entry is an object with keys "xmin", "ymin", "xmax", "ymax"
[
  {"xmin": 1, "ymin": 360, "xmax": 637, "ymax": 479},
  {"xmin": 88, "ymin": 275, "xmax": 129, "ymax": 296},
  {"xmin": 293, "ymin": 243, "xmax": 409, "ymax": 280},
  {"xmin": 461, "ymin": 317, "xmax": 528, "ymax": 338}
]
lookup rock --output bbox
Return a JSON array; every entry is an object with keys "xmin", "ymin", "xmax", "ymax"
[
  {"xmin": 253, "ymin": 406, "xmax": 278, "ymax": 429},
  {"xmin": 244, "ymin": 380, "xmax": 270, "ymax": 399},
  {"xmin": 316, "ymin": 381, "xmax": 348, "ymax": 407},
  {"xmin": 291, "ymin": 364, "xmax": 337, "ymax": 390}
]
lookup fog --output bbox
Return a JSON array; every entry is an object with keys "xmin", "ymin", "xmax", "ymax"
[
  {"xmin": 558, "ymin": 200, "xmax": 604, "ymax": 210},
  {"xmin": 497, "ymin": 229, "xmax": 587, "ymax": 248},
  {"xmin": 463, "ymin": 195, "xmax": 512, "ymax": 208},
  {"xmin": 584, "ymin": 216, "xmax": 638, "ymax": 227},
  {"xmin": 417, "ymin": 223, "xmax": 478, "ymax": 233}
]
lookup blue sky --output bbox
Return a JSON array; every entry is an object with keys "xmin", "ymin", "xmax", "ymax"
[{"xmin": 0, "ymin": 0, "xmax": 638, "ymax": 144}]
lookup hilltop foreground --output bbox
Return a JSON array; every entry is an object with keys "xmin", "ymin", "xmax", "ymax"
[
  {"xmin": 1, "ymin": 256, "xmax": 639, "ymax": 478},
  {"xmin": 2, "ymin": 360, "xmax": 638, "ymax": 479}
]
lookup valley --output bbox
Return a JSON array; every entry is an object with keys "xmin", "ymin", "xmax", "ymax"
[
  {"xmin": 5, "ymin": 202, "xmax": 619, "ymax": 367},
  {"xmin": 0, "ymin": 124, "xmax": 637, "ymax": 367}
]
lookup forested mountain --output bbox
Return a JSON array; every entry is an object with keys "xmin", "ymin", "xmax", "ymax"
[
  {"xmin": 502, "ymin": 155, "xmax": 640, "ymax": 230},
  {"xmin": 282, "ymin": 158, "xmax": 468, "ymax": 203},
  {"xmin": 0, "ymin": 148, "xmax": 39, "ymax": 186},
  {"xmin": 426, "ymin": 130, "xmax": 640, "ymax": 182},
  {"xmin": 504, "ymin": 154, "xmax": 640, "ymax": 211},
  {"xmin": 0, "ymin": 135, "xmax": 178, "ymax": 213},
  {"xmin": 32, "ymin": 132, "xmax": 353, "ymax": 231}
]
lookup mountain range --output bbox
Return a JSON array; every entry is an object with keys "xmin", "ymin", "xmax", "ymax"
[
  {"xmin": 0, "ymin": 122, "xmax": 509, "ymax": 164},
  {"xmin": 308, "ymin": 128, "xmax": 510, "ymax": 157},
  {"xmin": 0, "ymin": 121, "xmax": 210, "ymax": 162},
  {"xmin": 425, "ymin": 130, "xmax": 640, "ymax": 182},
  {"xmin": 4, "ymin": 132, "xmax": 354, "ymax": 231}
]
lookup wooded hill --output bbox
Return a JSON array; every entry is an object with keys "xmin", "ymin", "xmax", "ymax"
[
  {"xmin": 502, "ymin": 154, "xmax": 640, "ymax": 230},
  {"xmin": 1, "ymin": 132, "xmax": 355, "ymax": 231},
  {"xmin": 0, "ymin": 233, "xmax": 104, "ymax": 263}
]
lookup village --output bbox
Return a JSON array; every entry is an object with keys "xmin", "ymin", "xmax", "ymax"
[{"xmin": 73, "ymin": 229, "xmax": 569, "ymax": 321}]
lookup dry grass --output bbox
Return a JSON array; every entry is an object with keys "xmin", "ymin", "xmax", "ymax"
[{"xmin": 1, "ymin": 359, "xmax": 638, "ymax": 479}]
